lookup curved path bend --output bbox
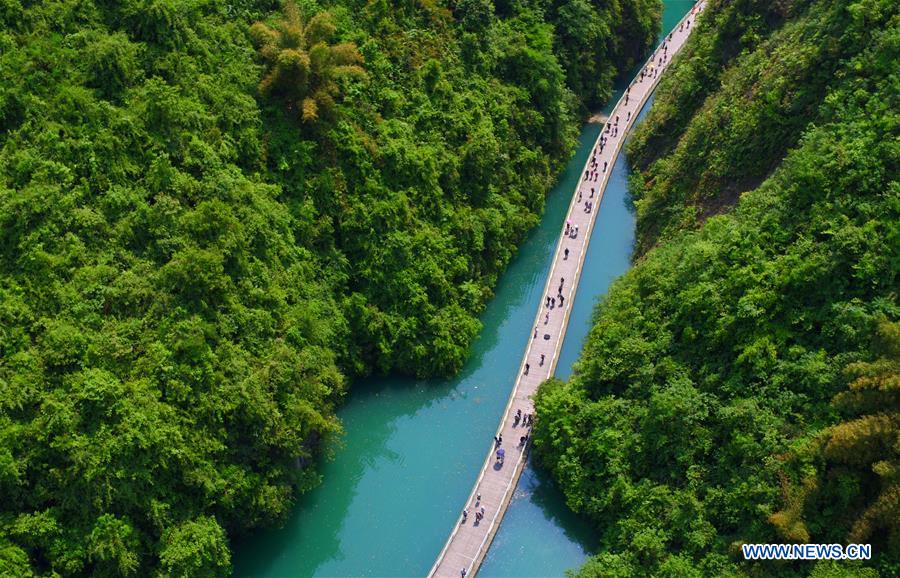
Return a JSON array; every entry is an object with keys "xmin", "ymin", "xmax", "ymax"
[{"xmin": 428, "ymin": 3, "xmax": 707, "ymax": 577}]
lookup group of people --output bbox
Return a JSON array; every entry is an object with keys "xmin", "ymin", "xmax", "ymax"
[
  {"xmin": 513, "ymin": 408, "xmax": 534, "ymax": 446},
  {"xmin": 515, "ymin": 408, "xmax": 533, "ymax": 427},
  {"xmin": 461, "ymin": 504, "xmax": 486, "ymax": 525},
  {"xmin": 455, "ymin": 8, "xmax": 706, "ymax": 576}
]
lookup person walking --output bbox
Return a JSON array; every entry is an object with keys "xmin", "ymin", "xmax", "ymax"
[
  {"xmin": 559, "ymin": 295, "xmax": 564, "ymax": 307},
  {"xmin": 564, "ymin": 247, "xmax": 570, "ymax": 260},
  {"xmin": 462, "ymin": 509, "xmax": 468, "ymax": 523},
  {"xmin": 540, "ymin": 353, "xmax": 545, "ymax": 366},
  {"xmin": 533, "ymin": 326, "xmax": 538, "ymax": 339}
]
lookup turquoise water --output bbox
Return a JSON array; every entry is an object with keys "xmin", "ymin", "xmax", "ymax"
[{"xmin": 233, "ymin": 2, "xmax": 694, "ymax": 576}]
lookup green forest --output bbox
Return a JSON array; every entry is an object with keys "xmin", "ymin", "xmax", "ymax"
[
  {"xmin": 0, "ymin": 0, "xmax": 662, "ymax": 575},
  {"xmin": 533, "ymin": 0, "xmax": 898, "ymax": 576}
]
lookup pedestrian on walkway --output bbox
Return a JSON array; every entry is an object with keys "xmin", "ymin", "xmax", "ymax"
[
  {"xmin": 564, "ymin": 247, "xmax": 570, "ymax": 260},
  {"xmin": 533, "ymin": 326, "xmax": 538, "ymax": 339},
  {"xmin": 544, "ymin": 312, "xmax": 549, "ymax": 324},
  {"xmin": 462, "ymin": 509, "xmax": 468, "ymax": 522},
  {"xmin": 603, "ymin": 161, "xmax": 608, "ymax": 173},
  {"xmin": 591, "ymin": 187, "xmax": 595, "ymax": 198},
  {"xmin": 627, "ymin": 111, "xmax": 631, "ymax": 121},
  {"xmin": 540, "ymin": 353, "xmax": 545, "ymax": 366},
  {"xmin": 559, "ymin": 295, "xmax": 564, "ymax": 307},
  {"xmin": 524, "ymin": 363, "xmax": 530, "ymax": 375}
]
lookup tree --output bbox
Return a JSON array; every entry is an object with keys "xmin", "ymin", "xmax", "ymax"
[
  {"xmin": 158, "ymin": 517, "xmax": 231, "ymax": 578},
  {"xmin": 825, "ymin": 320, "xmax": 899, "ymax": 549},
  {"xmin": 250, "ymin": 2, "xmax": 366, "ymax": 123}
]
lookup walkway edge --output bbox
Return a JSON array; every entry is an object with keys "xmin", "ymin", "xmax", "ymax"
[{"xmin": 428, "ymin": 5, "xmax": 705, "ymax": 576}]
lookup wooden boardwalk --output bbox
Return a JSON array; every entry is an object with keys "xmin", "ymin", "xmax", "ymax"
[{"xmin": 428, "ymin": 4, "xmax": 706, "ymax": 577}]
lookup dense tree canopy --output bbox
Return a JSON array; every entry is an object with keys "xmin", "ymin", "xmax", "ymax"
[
  {"xmin": 533, "ymin": 0, "xmax": 898, "ymax": 575},
  {"xmin": 0, "ymin": 0, "xmax": 659, "ymax": 575}
]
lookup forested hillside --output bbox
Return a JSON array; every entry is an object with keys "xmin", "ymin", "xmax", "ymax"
[
  {"xmin": 0, "ymin": 0, "xmax": 660, "ymax": 575},
  {"xmin": 533, "ymin": 0, "xmax": 898, "ymax": 576}
]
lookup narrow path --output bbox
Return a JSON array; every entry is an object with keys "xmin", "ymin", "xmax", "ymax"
[{"xmin": 428, "ymin": 4, "xmax": 706, "ymax": 577}]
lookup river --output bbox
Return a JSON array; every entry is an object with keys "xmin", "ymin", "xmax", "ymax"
[{"xmin": 233, "ymin": 2, "xmax": 694, "ymax": 576}]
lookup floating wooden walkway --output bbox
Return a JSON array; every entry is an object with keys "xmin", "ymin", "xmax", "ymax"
[{"xmin": 427, "ymin": 3, "xmax": 706, "ymax": 577}]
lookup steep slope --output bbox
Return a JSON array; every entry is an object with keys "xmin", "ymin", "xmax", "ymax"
[{"xmin": 533, "ymin": 0, "xmax": 898, "ymax": 575}]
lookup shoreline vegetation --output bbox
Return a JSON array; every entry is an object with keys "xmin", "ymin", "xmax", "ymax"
[
  {"xmin": 533, "ymin": 0, "xmax": 898, "ymax": 576},
  {"xmin": 0, "ymin": 0, "xmax": 661, "ymax": 575}
]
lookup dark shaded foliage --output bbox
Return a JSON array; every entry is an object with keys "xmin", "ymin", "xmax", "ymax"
[{"xmin": 534, "ymin": 0, "xmax": 898, "ymax": 575}]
